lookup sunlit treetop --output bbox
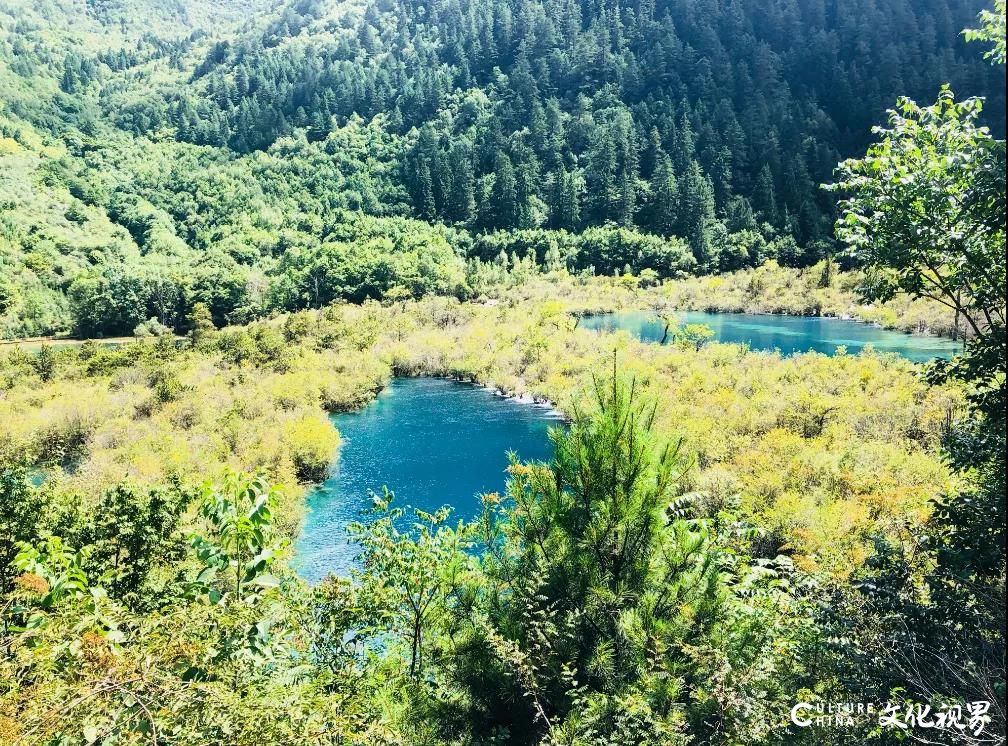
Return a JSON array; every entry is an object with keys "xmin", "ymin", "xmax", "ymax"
[{"xmin": 963, "ymin": 0, "xmax": 1007, "ymax": 65}]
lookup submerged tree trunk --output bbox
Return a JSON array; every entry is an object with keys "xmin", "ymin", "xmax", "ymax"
[{"xmin": 660, "ymin": 319, "xmax": 672, "ymax": 345}]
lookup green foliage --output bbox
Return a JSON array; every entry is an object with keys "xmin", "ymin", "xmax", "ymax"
[
  {"xmin": 0, "ymin": 471, "xmax": 386, "ymax": 744},
  {"xmin": 829, "ymin": 88, "xmax": 1006, "ymax": 344},
  {"xmin": 12, "ymin": 536, "xmax": 93, "ymax": 613},
  {"xmin": 30, "ymin": 343, "xmax": 56, "ymax": 382},
  {"xmin": 470, "ymin": 227, "xmax": 696, "ymax": 279},
  {"xmin": 1, "ymin": 0, "xmax": 1004, "ymax": 338},
  {"xmin": 31, "ymin": 413, "xmax": 94, "ymax": 468},
  {"xmin": 186, "ymin": 301, "xmax": 215, "ymax": 346},
  {"xmin": 133, "ymin": 316, "xmax": 172, "ymax": 337},
  {"xmin": 74, "ymin": 482, "xmax": 187, "ymax": 605},
  {"xmin": 68, "ymin": 264, "xmax": 159, "ymax": 338},
  {"xmin": 271, "ymin": 228, "xmax": 466, "ymax": 307},
  {"xmin": 0, "ymin": 459, "xmax": 45, "ymax": 597},
  {"xmin": 826, "ymin": 37, "xmax": 1007, "ymax": 739},
  {"xmin": 350, "ymin": 489, "xmax": 475, "ymax": 679},
  {"xmin": 444, "ymin": 371, "xmax": 719, "ymax": 742},
  {"xmin": 190, "ymin": 472, "xmax": 285, "ymax": 607},
  {"xmin": 964, "ymin": 0, "xmax": 1007, "ymax": 64},
  {"xmin": 284, "ymin": 414, "xmax": 338, "ymax": 483},
  {"xmin": 674, "ymin": 323, "xmax": 715, "ymax": 351}
]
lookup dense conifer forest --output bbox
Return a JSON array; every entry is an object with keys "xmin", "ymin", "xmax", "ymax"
[
  {"xmin": 0, "ymin": 1, "xmax": 1005, "ymax": 744},
  {"xmin": 0, "ymin": 0, "xmax": 1004, "ymax": 337}
]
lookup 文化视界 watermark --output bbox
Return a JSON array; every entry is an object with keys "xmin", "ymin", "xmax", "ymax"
[{"xmin": 790, "ymin": 699, "xmax": 993, "ymax": 737}]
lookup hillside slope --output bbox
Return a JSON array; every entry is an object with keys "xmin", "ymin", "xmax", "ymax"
[{"xmin": 0, "ymin": 0, "xmax": 1003, "ymax": 338}]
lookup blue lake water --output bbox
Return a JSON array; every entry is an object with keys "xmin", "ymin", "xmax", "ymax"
[
  {"xmin": 580, "ymin": 311, "xmax": 961, "ymax": 362},
  {"xmin": 295, "ymin": 312, "xmax": 958, "ymax": 581},
  {"xmin": 294, "ymin": 377, "xmax": 565, "ymax": 582}
]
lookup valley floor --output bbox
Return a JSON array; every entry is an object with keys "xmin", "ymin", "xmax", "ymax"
[
  {"xmin": 2, "ymin": 277, "xmax": 960, "ymax": 576},
  {"xmin": 0, "ymin": 276, "xmax": 977, "ymax": 744}
]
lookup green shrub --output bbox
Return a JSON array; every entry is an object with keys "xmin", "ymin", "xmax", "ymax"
[{"xmin": 32, "ymin": 415, "xmax": 94, "ymax": 467}]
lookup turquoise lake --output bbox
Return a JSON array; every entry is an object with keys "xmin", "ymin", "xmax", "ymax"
[
  {"xmin": 580, "ymin": 311, "xmax": 961, "ymax": 362},
  {"xmin": 294, "ymin": 377, "xmax": 565, "ymax": 582},
  {"xmin": 295, "ymin": 312, "xmax": 960, "ymax": 581}
]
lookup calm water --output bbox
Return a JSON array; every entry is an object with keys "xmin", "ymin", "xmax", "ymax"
[
  {"xmin": 580, "ymin": 311, "xmax": 961, "ymax": 362},
  {"xmin": 294, "ymin": 377, "xmax": 564, "ymax": 582}
]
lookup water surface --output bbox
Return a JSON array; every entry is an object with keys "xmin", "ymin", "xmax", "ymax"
[
  {"xmin": 295, "ymin": 377, "xmax": 564, "ymax": 582},
  {"xmin": 580, "ymin": 311, "xmax": 960, "ymax": 362}
]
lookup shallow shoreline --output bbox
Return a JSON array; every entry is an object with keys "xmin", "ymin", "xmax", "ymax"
[
  {"xmin": 577, "ymin": 306, "xmax": 963, "ymax": 344},
  {"xmin": 435, "ymin": 374, "xmax": 568, "ymax": 420},
  {"xmin": 689, "ymin": 306, "xmax": 964, "ymax": 341}
]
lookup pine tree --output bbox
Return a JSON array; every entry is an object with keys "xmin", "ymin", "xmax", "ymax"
[
  {"xmin": 678, "ymin": 161, "xmax": 719, "ymax": 270},
  {"xmin": 187, "ymin": 302, "xmax": 216, "ymax": 346},
  {"xmin": 752, "ymin": 164, "xmax": 779, "ymax": 225},
  {"xmin": 640, "ymin": 126, "xmax": 664, "ymax": 178},
  {"xmin": 648, "ymin": 152, "xmax": 678, "ymax": 236},
  {"xmin": 511, "ymin": 141, "xmax": 541, "ymax": 228},
  {"xmin": 615, "ymin": 172, "xmax": 636, "ymax": 227},
  {"xmin": 585, "ymin": 127, "xmax": 616, "ymax": 224},
  {"xmin": 677, "ymin": 161, "xmax": 715, "ymax": 235},
  {"xmin": 542, "ymin": 99, "xmax": 567, "ymax": 171},
  {"xmin": 449, "ymin": 367, "xmax": 723, "ymax": 742},
  {"xmin": 544, "ymin": 243, "xmax": 566, "ymax": 272},
  {"xmin": 489, "ymin": 151, "xmax": 518, "ymax": 227},
  {"xmin": 416, "ymin": 160, "xmax": 436, "ymax": 221},
  {"xmin": 448, "ymin": 143, "xmax": 477, "ymax": 225},
  {"xmin": 670, "ymin": 109, "xmax": 696, "ymax": 171},
  {"xmin": 551, "ymin": 168, "xmax": 581, "ymax": 231},
  {"xmin": 515, "ymin": 159, "xmax": 539, "ymax": 228}
]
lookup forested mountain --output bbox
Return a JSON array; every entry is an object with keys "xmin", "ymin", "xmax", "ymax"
[
  {"xmin": 1, "ymin": 2, "xmax": 1005, "ymax": 743},
  {"xmin": 129, "ymin": 0, "xmax": 1006, "ymax": 238},
  {"xmin": 0, "ymin": 0, "xmax": 1003, "ymax": 337}
]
